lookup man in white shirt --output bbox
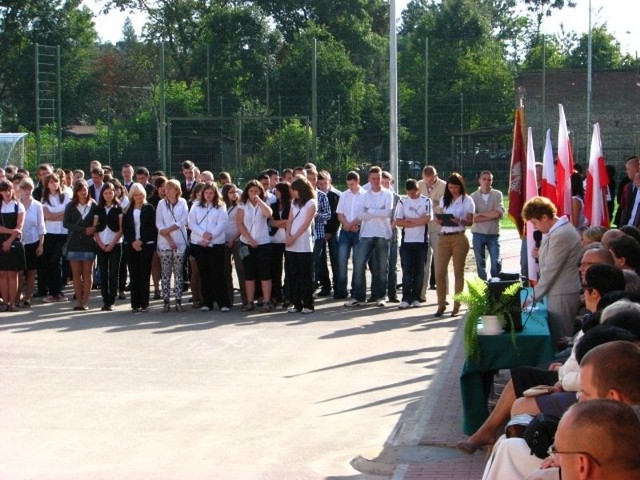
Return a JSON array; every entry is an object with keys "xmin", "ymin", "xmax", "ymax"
[
  {"xmin": 394, "ymin": 179, "xmax": 432, "ymax": 308},
  {"xmin": 334, "ymin": 171, "xmax": 364, "ymax": 299},
  {"xmin": 345, "ymin": 166, "xmax": 393, "ymax": 307}
]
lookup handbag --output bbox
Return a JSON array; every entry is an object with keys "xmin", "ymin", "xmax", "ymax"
[{"xmin": 523, "ymin": 413, "xmax": 560, "ymax": 459}]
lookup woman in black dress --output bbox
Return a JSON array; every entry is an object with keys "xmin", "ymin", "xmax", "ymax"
[{"xmin": 0, "ymin": 180, "xmax": 26, "ymax": 311}]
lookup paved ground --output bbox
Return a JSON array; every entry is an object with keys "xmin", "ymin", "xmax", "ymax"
[{"xmin": 0, "ymin": 230, "xmax": 522, "ymax": 480}]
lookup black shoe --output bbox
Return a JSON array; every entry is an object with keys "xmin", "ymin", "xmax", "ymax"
[
  {"xmin": 366, "ymin": 297, "xmax": 377, "ymax": 303},
  {"xmin": 316, "ymin": 289, "xmax": 332, "ymax": 297},
  {"xmin": 154, "ymin": 291, "xmax": 161, "ymax": 300},
  {"xmin": 429, "ymin": 285, "xmax": 436, "ymax": 290},
  {"xmin": 388, "ymin": 297, "xmax": 401, "ymax": 303},
  {"xmin": 124, "ymin": 284, "xmax": 131, "ymax": 292},
  {"xmin": 434, "ymin": 308, "xmax": 445, "ymax": 317}
]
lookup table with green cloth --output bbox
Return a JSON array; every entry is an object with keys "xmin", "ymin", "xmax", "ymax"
[{"xmin": 460, "ymin": 294, "xmax": 555, "ymax": 435}]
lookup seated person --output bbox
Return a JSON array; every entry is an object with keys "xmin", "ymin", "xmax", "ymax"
[
  {"xmin": 483, "ymin": 339, "xmax": 640, "ymax": 480},
  {"xmin": 456, "ymin": 262, "xmax": 625, "ymax": 454}
]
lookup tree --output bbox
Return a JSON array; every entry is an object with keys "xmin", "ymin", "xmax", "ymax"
[
  {"xmin": 0, "ymin": 0, "xmax": 99, "ymax": 130},
  {"xmin": 567, "ymin": 25, "xmax": 629, "ymax": 70},
  {"xmin": 398, "ymin": 0, "xmax": 514, "ymax": 163},
  {"xmin": 522, "ymin": 0, "xmax": 577, "ymax": 32}
]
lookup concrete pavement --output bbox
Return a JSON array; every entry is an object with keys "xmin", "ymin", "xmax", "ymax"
[{"xmin": 0, "ymin": 229, "xmax": 522, "ymax": 480}]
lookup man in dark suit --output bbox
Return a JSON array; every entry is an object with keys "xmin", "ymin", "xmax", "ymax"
[
  {"xmin": 318, "ymin": 170, "xmax": 341, "ymax": 293},
  {"xmin": 88, "ymin": 167, "xmax": 105, "ymax": 202},
  {"xmin": 180, "ymin": 160, "xmax": 197, "ymax": 204},
  {"xmin": 136, "ymin": 167, "xmax": 155, "ymax": 198},
  {"xmin": 619, "ymin": 156, "xmax": 640, "ymax": 227}
]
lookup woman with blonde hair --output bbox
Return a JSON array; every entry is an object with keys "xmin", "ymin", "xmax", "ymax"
[
  {"xmin": 156, "ymin": 179, "xmax": 189, "ymax": 312},
  {"xmin": 63, "ymin": 180, "xmax": 98, "ymax": 310},
  {"xmin": 122, "ymin": 183, "xmax": 157, "ymax": 312},
  {"xmin": 16, "ymin": 177, "xmax": 45, "ymax": 308}
]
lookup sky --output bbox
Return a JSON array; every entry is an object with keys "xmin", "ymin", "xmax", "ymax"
[{"xmin": 86, "ymin": 0, "xmax": 640, "ymax": 56}]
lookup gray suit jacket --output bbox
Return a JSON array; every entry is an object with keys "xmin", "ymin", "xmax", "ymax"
[{"xmin": 534, "ymin": 218, "xmax": 582, "ymax": 301}]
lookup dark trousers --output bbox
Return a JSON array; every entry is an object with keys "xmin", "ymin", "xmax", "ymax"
[
  {"xmin": 326, "ymin": 234, "xmax": 339, "ymax": 289},
  {"xmin": 43, "ymin": 233, "xmax": 66, "ymax": 296},
  {"xmin": 192, "ymin": 244, "xmax": 230, "ymax": 309},
  {"xmin": 270, "ymin": 242, "xmax": 286, "ymax": 303},
  {"xmin": 97, "ymin": 244, "xmax": 122, "ymax": 306},
  {"xmin": 286, "ymin": 251, "xmax": 314, "ymax": 310},
  {"xmin": 118, "ymin": 251, "xmax": 128, "ymax": 292},
  {"xmin": 313, "ymin": 238, "xmax": 331, "ymax": 291},
  {"xmin": 126, "ymin": 243, "xmax": 154, "ymax": 310},
  {"xmin": 400, "ymin": 242, "xmax": 427, "ymax": 303}
]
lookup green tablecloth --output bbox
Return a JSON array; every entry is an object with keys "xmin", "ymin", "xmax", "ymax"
[{"xmin": 460, "ymin": 296, "xmax": 555, "ymax": 435}]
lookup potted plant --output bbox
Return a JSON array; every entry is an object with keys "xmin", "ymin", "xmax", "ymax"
[{"xmin": 454, "ymin": 276, "xmax": 522, "ymax": 362}]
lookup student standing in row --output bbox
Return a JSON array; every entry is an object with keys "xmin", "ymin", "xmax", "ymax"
[
  {"xmin": 94, "ymin": 182, "xmax": 123, "ymax": 311},
  {"xmin": 394, "ymin": 179, "xmax": 432, "ymax": 309},
  {"xmin": 156, "ymin": 180, "xmax": 189, "ymax": 312},
  {"xmin": 188, "ymin": 181, "xmax": 230, "ymax": 312},
  {"xmin": 285, "ymin": 178, "xmax": 317, "ymax": 313},
  {"xmin": 123, "ymin": 183, "xmax": 157, "ymax": 313}
]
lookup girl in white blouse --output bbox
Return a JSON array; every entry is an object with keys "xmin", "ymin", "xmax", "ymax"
[
  {"xmin": 41, "ymin": 173, "xmax": 71, "ymax": 303},
  {"xmin": 17, "ymin": 177, "xmax": 45, "ymax": 308},
  {"xmin": 0, "ymin": 180, "xmax": 25, "ymax": 311},
  {"xmin": 156, "ymin": 179, "xmax": 189, "ymax": 312},
  {"xmin": 188, "ymin": 181, "xmax": 230, "ymax": 312},
  {"xmin": 236, "ymin": 180, "xmax": 273, "ymax": 312},
  {"xmin": 285, "ymin": 178, "xmax": 317, "ymax": 313}
]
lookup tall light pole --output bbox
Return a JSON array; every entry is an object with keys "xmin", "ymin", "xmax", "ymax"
[
  {"xmin": 389, "ymin": 0, "xmax": 399, "ymax": 182},
  {"xmin": 587, "ymin": 0, "xmax": 593, "ymax": 139}
]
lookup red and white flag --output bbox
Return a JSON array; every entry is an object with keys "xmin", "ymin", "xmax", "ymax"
[
  {"xmin": 556, "ymin": 105, "xmax": 574, "ymax": 218},
  {"xmin": 584, "ymin": 123, "xmax": 610, "ymax": 228},
  {"xmin": 508, "ymin": 107, "xmax": 527, "ymax": 238},
  {"xmin": 526, "ymin": 127, "xmax": 539, "ymax": 284},
  {"xmin": 541, "ymin": 129, "xmax": 557, "ymax": 206}
]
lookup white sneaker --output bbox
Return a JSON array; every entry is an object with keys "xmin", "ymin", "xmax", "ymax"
[
  {"xmin": 220, "ymin": 307, "xmax": 230, "ymax": 312},
  {"xmin": 398, "ymin": 301, "xmax": 411, "ymax": 309},
  {"xmin": 344, "ymin": 299, "xmax": 362, "ymax": 307},
  {"xmin": 200, "ymin": 306, "xmax": 210, "ymax": 311},
  {"xmin": 411, "ymin": 300, "xmax": 422, "ymax": 308},
  {"xmin": 376, "ymin": 299, "xmax": 386, "ymax": 307},
  {"xmin": 301, "ymin": 308, "xmax": 314, "ymax": 314},
  {"xmin": 287, "ymin": 306, "xmax": 299, "ymax": 313}
]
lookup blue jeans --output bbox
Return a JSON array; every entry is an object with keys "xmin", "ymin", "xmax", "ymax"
[
  {"xmin": 400, "ymin": 242, "xmax": 427, "ymax": 303},
  {"xmin": 336, "ymin": 230, "xmax": 360, "ymax": 298},
  {"xmin": 472, "ymin": 233, "xmax": 501, "ymax": 280},
  {"xmin": 369, "ymin": 230, "xmax": 398, "ymax": 299},
  {"xmin": 352, "ymin": 236, "xmax": 390, "ymax": 302}
]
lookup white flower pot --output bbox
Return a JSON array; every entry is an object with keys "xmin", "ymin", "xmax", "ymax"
[{"xmin": 480, "ymin": 315, "xmax": 503, "ymax": 335}]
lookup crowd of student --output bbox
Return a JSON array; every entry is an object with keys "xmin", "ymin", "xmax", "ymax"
[{"xmin": 1, "ymin": 160, "xmax": 504, "ymax": 316}]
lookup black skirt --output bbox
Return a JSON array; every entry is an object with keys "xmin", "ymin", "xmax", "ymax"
[{"xmin": 0, "ymin": 240, "xmax": 26, "ymax": 271}]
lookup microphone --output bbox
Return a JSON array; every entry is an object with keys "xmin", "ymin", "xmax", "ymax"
[
  {"xmin": 533, "ymin": 230, "xmax": 542, "ymax": 264},
  {"xmin": 533, "ymin": 230, "xmax": 542, "ymax": 248}
]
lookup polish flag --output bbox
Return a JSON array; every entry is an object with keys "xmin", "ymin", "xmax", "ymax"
[
  {"xmin": 556, "ymin": 105, "xmax": 574, "ymax": 218},
  {"xmin": 584, "ymin": 123, "xmax": 610, "ymax": 228},
  {"xmin": 508, "ymin": 108, "xmax": 526, "ymax": 238},
  {"xmin": 540, "ymin": 129, "xmax": 557, "ymax": 206},
  {"xmin": 526, "ymin": 127, "xmax": 539, "ymax": 285}
]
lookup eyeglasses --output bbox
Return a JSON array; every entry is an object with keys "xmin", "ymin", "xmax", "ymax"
[{"xmin": 547, "ymin": 444, "xmax": 602, "ymax": 467}]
